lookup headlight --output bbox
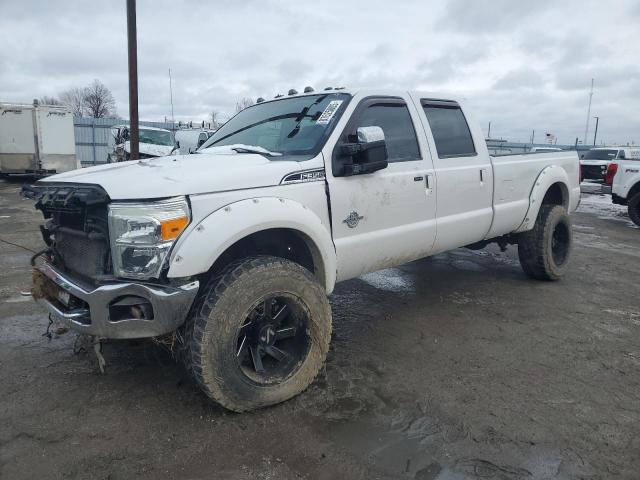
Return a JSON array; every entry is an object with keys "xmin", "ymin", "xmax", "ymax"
[{"xmin": 108, "ymin": 197, "xmax": 190, "ymax": 280}]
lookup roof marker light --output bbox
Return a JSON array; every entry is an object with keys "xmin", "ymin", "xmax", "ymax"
[
  {"xmin": 256, "ymin": 97, "xmax": 265, "ymax": 103},
  {"xmin": 324, "ymin": 87, "xmax": 332, "ymax": 91},
  {"xmin": 288, "ymin": 89, "xmax": 298, "ymax": 95},
  {"xmin": 304, "ymin": 86, "xmax": 314, "ymax": 93}
]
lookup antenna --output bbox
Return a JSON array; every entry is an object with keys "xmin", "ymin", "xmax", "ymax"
[
  {"xmin": 169, "ymin": 68, "xmax": 175, "ymax": 130},
  {"xmin": 583, "ymin": 78, "xmax": 594, "ymax": 145}
]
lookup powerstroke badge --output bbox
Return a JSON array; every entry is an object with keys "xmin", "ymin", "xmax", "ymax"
[{"xmin": 343, "ymin": 211, "xmax": 364, "ymax": 228}]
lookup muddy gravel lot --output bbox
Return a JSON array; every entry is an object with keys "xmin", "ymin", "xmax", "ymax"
[{"xmin": 1, "ymin": 178, "xmax": 639, "ymax": 479}]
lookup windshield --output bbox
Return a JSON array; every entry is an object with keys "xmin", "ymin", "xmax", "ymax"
[
  {"xmin": 583, "ymin": 149, "xmax": 617, "ymax": 160},
  {"xmin": 139, "ymin": 129, "xmax": 174, "ymax": 146},
  {"xmin": 199, "ymin": 93, "xmax": 350, "ymax": 157}
]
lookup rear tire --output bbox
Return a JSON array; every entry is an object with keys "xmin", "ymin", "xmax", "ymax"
[
  {"xmin": 187, "ymin": 256, "xmax": 331, "ymax": 412},
  {"xmin": 628, "ymin": 192, "xmax": 640, "ymax": 226},
  {"xmin": 518, "ymin": 205, "xmax": 572, "ymax": 280}
]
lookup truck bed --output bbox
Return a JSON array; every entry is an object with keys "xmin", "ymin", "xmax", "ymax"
[{"xmin": 487, "ymin": 151, "xmax": 580, "ymax": 237}]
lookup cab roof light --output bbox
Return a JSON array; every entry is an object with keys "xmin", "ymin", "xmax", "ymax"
[
  {"xmin": 335, "ymin": 86, "xmax": 346, "ymax": 90},
  {"xmin": 256, "ymin": 97, "xmax": 265, "ymax": 103},
  {"xmin": 288, "ymin": 89, "xmax": 298, "ymax": 95},
  {"xmin": 304, "ymin": 86, "xmax": 314, "ymax": 93},
  {"xmin": 324, "ymin": 87, "xmax": 333, "ymax": 91},
  {"xmin": 274, "ymin": 93, "xmax": 283, "ymax": 98}
]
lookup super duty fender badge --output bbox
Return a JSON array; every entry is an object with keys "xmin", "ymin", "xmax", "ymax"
[
  {"xmin": 281, "ymin": 169, "xmax": 325, "ymax": 184},
  {"xmin": 343, "ymin": 211, "xmax": 364, "ymax": 228}
]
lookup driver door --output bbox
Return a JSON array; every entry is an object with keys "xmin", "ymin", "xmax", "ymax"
[{"xmin": 325, "ymin": 95, "xmax": 437, "ymax": 281}]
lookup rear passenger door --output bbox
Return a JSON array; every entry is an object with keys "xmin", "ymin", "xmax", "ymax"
[
  {"xmin": 325, "ymin": 95, "xmax": 437, "ymax": 281},
  {"xmin": 414, "ymin": 98, "xmax": 493, "ymax": 252}
]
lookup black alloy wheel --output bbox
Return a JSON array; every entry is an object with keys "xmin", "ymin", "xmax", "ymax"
[{"xmin": 235, "ymin": 295, "xmax": 311, "ymax": 384}]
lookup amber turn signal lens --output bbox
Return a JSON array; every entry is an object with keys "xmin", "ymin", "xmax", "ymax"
[{"xmin": 160, "ymin": 216, "xmax": 189, "ymax": 241}]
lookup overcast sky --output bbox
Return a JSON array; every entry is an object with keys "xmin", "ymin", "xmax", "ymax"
[{"xmin": 1, "ymin": 0, "xmax": 639, "ymax": 144}]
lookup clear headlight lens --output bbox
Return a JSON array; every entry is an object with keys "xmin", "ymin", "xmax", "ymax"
[{"xmin": 108, "ymin": 197, "xmax": 190, "ymax": 280}]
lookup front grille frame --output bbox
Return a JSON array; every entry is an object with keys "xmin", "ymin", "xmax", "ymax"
[{"xmin": 25, "ymin": 183, "xmax": 113, "ymax": 284}]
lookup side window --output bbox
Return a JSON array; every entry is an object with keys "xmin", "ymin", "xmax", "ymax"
[
  {"xmin": 617, "ymin": 150, "xmax": 626, "ymax": 160},
  {"xmin": 356, "ymin": 103, "xmax": 421, "ymax": 162},
  {"xmin": 422, "ymin": 102, "xmax": 476, "ymax": 158}
]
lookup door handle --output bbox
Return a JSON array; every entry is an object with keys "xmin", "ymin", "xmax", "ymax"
[
  {"xmin": 425, "ymin": 174, "xmax": 434, "ymax": 195},
  {"xmin": 480, "ymin": 168, "xmax": 488, "ymax": 182}
]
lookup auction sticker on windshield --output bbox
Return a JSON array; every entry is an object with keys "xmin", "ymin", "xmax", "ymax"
[{"xmin": 317, "ymin": 100, "xmax": 343, "ymax": 124}]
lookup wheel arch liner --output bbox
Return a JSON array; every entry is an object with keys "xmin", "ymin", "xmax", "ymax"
[{"xmin": 515, "ymin": 165, "xmax": 576, "ymax": 233}]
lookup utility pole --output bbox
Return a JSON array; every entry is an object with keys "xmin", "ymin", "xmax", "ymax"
[
  {"xmin": 126, "ymin": 0, "xmax": 139, "ymax": 160},
  {"xmin": 530, "ymin": 129, "xmax": 535, "ymax": 145},
  {"xmin": 583, "ymin": 78, "xmax": 594, "ymax": 146},
  {"xmin": 169, "ymin": 68, "xmax": 175, "ymax": 131},
  {"xmin": 593, "ymin": 116, "xmax": 599, "ymax": 146},
  {"xmin": 487, "ymin": 121, "xmax": 491, "ymax": 139}
]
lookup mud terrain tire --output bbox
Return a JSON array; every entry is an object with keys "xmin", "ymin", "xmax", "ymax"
[
  {"xmin": 518, "ymin": 205, "xmax": 572, "ymax": 281},
  {"xmin": 187, "ymin": 256, "xmax": 331, "ymax": 412}
]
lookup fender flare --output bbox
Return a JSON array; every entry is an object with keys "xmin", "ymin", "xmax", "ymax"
[
  {"xmin": 515, "ymin": 165, "xmax": 572, "ymax": 233},
  {"xmin": 167, "ymin": 197, "xmax": 337, "ymax": 294}
]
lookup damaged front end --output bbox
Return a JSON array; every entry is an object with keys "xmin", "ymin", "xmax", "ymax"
[{"xmin": 23, "ymin": 183, "xmax": 198, "ymax": 339}]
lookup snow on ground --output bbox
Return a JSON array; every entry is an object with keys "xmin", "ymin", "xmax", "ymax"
[{"xmin": 578, "ymin": 188, "xmax": 637, "ymax": 228}]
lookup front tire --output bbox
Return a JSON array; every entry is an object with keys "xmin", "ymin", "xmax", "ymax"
[
  {"xmin": 518, "ymin": 205, "xmax": 572, "ymax": 280},
  {"xmin": 628, "ymin": 192, "xmax": 640, "ymax": 226},
  {"xmin": 188, "ymin": 256, "xmax": 331, "ymax": 412}
]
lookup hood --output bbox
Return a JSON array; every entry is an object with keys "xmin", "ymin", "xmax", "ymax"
[
  {"xmin": 124, "ymin": 141, "xmax": 175, "ymax": 157},
  {"xmin": 41, "ymin": 152, "xmax": 305, "ymax": 200}
]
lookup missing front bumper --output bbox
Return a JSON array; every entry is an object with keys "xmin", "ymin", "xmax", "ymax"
[{"xmin": 32, "ymin": 262, "xmax": 199, "ymax": 339}]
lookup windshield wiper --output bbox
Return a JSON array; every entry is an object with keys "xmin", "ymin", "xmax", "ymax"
[
  {"xmin": 231, "ymin": 146, "xmax": 282, "ymax": 157},
  {"xmin": 286, "ymin": 95, "xmax": 328, "ymax": 139}
]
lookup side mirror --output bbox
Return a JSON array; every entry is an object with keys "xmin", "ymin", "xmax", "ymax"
[
  {"xmin": 176, "ymin": 141, "xmax": 180, "ymax": 149},
  {"xmin": 197, "ymin": 138, "xmax": 206, "ymax": 148},
  {"xmin": 338, "ymin": 126, "xmax": 388, "ymax": 176}
]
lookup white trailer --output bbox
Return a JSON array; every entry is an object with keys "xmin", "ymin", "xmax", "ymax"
[{"xmin": 0, "ymin": 100, "xmax": 78, "ymax": 175}]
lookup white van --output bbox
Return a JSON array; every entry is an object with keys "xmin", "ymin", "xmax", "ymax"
[{"xmin": 175, "ymin": 129, "xmax": 215, "ymax": 154}]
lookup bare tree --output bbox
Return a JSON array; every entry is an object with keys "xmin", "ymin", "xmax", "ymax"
[
  {"xmin": 38, "ymin": 96, "xmax": 61, "ymax": 105},
  {"xmin": 235, "ymin": 97, "xmax": 254, "ymax": 114},
  {"xmin": 210, "ymin": 110, "xmax": 222, "ymax": 129},
  {"xmin": 82, "ymin": 79, "xmax": 116, "ymax": 118},
  {"xmin": 59, "ymin": 87, "xmax": 85, "ymax": 117}
]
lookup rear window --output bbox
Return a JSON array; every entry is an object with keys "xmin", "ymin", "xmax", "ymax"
[
  {"xmin": 583, "ymin": 149, "xmax": 617, "ymax": 160},
  {"xmin": 422, "ymin": 102, "xmax": 476, "ymax": 158}
]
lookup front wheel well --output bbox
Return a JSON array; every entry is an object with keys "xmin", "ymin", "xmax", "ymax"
[{"xmin": 202, "ymin": 228, "xmax": 325, "ymax": 288}]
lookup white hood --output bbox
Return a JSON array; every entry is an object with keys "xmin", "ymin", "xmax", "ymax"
[
  {"xmin": 124, "ymin": 141, "xmax": 175, "ymax": 157},
  {"xmin": 42, "ymin": 152, "xmax": 305, "ymax": 200}
]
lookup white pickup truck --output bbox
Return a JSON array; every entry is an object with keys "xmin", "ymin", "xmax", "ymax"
[
  {"xmin": 609, "ymin": 154, "xmax": 640, "ymax": 225},
  {"xmin": 25, "ymin": 88, "xmax": 580, "ymax": 411}
]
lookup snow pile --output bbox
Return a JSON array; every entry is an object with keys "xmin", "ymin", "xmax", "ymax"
[{"xmin": 578, "ymin": 193, "xmax": 636, "ymax": 228}]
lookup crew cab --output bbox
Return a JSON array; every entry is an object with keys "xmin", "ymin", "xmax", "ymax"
[
  {"xmin": 608, "ymin": 152, "xmax": 640, "ymax": 226},
  {"xmin": 25, "ymin": 88, "xmax": 580, "ymax": 411}
]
